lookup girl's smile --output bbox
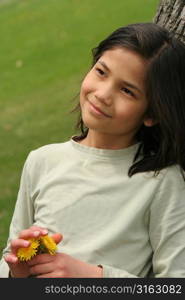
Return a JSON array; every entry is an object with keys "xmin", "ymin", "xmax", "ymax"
[{"xmin": 87, "ymin": 99, "xmax": 112, "ymax": 118}]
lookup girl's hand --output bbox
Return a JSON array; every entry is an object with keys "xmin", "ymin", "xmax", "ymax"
[
  {"xmin": 4, "ymin": 226, "xmax": 62, "ymax": 278},
  {"xmin": 28, "ymin": 252, "xmax": 103, "ymax": 278}
]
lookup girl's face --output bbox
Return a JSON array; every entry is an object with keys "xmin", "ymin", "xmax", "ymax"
[{"xmin": 80, "ymin": 47, "xmax": 153, "ymax": 147}]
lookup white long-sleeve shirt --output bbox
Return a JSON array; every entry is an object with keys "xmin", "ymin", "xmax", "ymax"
[{"xmin": 1, "ymin": 138, "xmax": 185, "ymax": 277}]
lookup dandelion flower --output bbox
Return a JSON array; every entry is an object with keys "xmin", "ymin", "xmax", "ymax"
[
  {"xmin": 39, "ymin": 235, "xmax": 57, "ymax": 255},
  {"xmin": 17, "ymin": 238, "xmax": 39, "ymax": 261},
  {"xmin": 17, "ymin": 235, "xmax": 57, "ymax": 261}
]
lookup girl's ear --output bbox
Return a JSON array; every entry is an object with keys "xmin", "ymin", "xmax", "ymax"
[{"xmin": 143, "ymin": 118, "xmax": 157, "ymax": 127}]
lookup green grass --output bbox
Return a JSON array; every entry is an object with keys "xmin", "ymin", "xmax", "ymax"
[{"xmin": 0, "ymin": 0, "xmax": 159, "ymax": 255}]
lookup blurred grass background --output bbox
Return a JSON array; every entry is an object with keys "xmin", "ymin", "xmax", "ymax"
[{"xmin": 0, "ymin": 0, "xmax": 159, "ymax": 255}]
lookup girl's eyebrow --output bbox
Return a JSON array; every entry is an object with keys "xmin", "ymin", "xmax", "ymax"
[
  {"xmin": 98, "ymin": 60, "xmax": 110, "ymax": 72},
  {"xmin": 98, "ymin": 60, "xmax": 143, "ymax": 94}
]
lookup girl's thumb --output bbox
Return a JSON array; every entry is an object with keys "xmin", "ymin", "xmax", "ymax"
[{"xmin": 51, "ymin": 233, "xmax": 63, "ymax": 245}]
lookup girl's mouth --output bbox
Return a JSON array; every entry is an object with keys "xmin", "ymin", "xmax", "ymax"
[{"xmin": 88, "ymin": 101, "xmax": 111, "ymax": 118}]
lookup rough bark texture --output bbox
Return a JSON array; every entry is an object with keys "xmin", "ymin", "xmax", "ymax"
[{"xmin": 154, "ymin": 0, "xmax": 185, "ymax": 43}]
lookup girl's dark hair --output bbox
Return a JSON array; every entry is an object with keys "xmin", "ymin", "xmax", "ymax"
[{"xmin": 74, "ymin": 23, "xmax": 185, "ymax": 178}]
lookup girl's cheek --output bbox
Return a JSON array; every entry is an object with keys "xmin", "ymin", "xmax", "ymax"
[{"xmin": 81, "ymin": 79, "xmax": 91, "ymax": 96}]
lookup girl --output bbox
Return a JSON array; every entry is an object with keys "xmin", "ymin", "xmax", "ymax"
[{"xmin": 1, "ymin": 23, "xmax": 185, "ymax": 278}]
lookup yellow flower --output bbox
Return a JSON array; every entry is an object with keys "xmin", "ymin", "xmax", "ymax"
[
  {"xmin": 17, "ymin": 235, "xmax": 57, "ymax": 261},
  {"xmin": 17, "ymin": 238, "xmax": 40, "ymax": 261},
  {"xmin": 39, "ymin": 235, "xmax": 57, "ymax": 255}
]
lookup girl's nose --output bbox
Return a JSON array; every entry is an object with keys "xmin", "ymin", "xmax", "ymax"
[{"xmin": 94, "ymin": 84, "xmax": 113, "ymax": 106}]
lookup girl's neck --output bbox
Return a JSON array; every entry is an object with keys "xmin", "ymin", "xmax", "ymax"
[{"xmin": 78, "ymin": 130, "xmax": 136, "ymax": 150}]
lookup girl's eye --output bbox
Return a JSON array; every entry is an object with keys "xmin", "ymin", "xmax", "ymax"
[
  {"xmin": 95, "ymin": 68, "xmax": 105, "ymax": 76},
  {"xmin": 121, "ymin": 87, "xmax": 134, "ymax": 97}
]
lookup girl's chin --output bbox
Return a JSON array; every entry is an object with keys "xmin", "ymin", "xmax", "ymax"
[{"xmin": 82, "ymin": 116, "xmax": 104, "ymax": 129}]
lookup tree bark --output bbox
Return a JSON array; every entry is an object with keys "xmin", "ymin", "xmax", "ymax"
[{"xmin": 154, "ymin": 0, "xmax": 185, "ymax": 43}]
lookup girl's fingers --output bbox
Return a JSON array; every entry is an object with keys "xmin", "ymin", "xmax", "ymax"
[
  {"xmin": 4, "ymin": 253, "xmax": 18, "ymax": 264},
  {"xmin": 51, "ymin": 233, "xmax": 63, "ymax": 245},
  {"xmin": 29, "ymin": 262, "xmax": 53, "ymax": 275},
  {"xmin": 4, "ymin": 238, "xmax": 32, "ymax": 264},
  {"xmin": 28, "ymin": 253, "xmax": 56, "ymax": 267},
  {"xmin": 29, "ymin": 225, "xmax": 48, "ymax": 235},
  {"xmin": 18, "ymin": 227, "xmax": 62, "ymax": 244},
  {"xmin": 18, "ymin": 226, "xmax": 48, "ymax": 239},
  {"xmin": 10, "ymin": 238, "xmax": 31, "ymax": 255}
]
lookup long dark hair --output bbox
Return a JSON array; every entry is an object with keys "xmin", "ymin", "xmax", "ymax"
[{"xmin": 73, "ymin": 23, "xmax": 185, "ymax": 178}]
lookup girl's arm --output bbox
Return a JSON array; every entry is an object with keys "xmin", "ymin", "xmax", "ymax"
[
  {"xmin": 149, "ymin": 166, "xmax": 185, "ymax": 277},
  {"xmin": 0, "ymin": 152, "xmax": 35, "ymax": 277},
  {"xmin": 27, "ymin": 252, "xmax": 103, "ymax": 278},
  {"xmin": 97, "ymin": 166, "xmax": 185, "ymax": 278}
]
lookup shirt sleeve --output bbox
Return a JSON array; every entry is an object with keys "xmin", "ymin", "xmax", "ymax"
[
  {"xmin": 149, "ymin": 167, "xmax": 185, "ymax": 277},
  {"xmin": 98, "ymin": 264, "xmax": 138, "ymax": 277},
  {"xmin": 0, "ymin": 152, "xmax": 35, "ymax": 278},
  {"xmin": 100, "ymin": 167, "xmax": 185, "ymax": 278}
]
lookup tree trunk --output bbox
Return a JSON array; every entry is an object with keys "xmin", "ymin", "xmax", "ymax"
[{"xmin": 154, "ymin": 0, "xmax": 185, "ymax": 43}]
